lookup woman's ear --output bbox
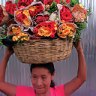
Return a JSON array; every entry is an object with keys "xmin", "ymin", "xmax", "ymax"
[{"xmin": 52, "ymin": 72, "xmax": 55, "ymax": 80}]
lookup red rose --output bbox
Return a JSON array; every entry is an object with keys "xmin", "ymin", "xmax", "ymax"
[
  {"xmin": 0, "ymin": 6, "xmax": 4, "ymax": 24},
  {"xmin": 16, "ymin": 12, "xmax": 27, "ymax": 23},
  {"xmin": 5, "ymin": 1, "xmax": 17, "ymax": 15},
  {"xmin": 35, "ymin": 14, "xmax": 49, "ymax": 24},
  {"xmin": 43, "ymin": 0, "xmax": 60, "ymax": 5},
  {"xmin": 17, "ymin": 0, "xmax": 33, "ymax": 9},
  {"xmin": 29, "ymin": 3, "xmax": 44, "ymax": 17},
  {"xmin": 55, "ymin": 0, "xmax": 60, "ymax": 3},
  {"xmin": 33, "ymin": 21, "xmax": 57, "ymax": 38},
  {"xmin": 66, "ymin": 0, "xmax": 70, "ymax": 3},
  {"xmin": 60, "ymin": 6, "xmax": 73, "ymax": 22},
  {"xmin": 43, "ymin": 0, "xmax": 53, "ymax": 5}
]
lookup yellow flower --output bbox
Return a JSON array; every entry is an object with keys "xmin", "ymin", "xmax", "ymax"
[
  {"xmin": 15, "ymin": 10, "xmax": 22, "ymax": 15},
  {"xmin": 23, "ymin": 18, "xmax": 31, "ymax": 27},
  {"xmin": 11, "ymin": 26, "xmax": 22, "ymax": 35},
  {"xmin": 12, "ymin": 32, "xmax": 29, "ymax": 42},
  {"xmin": 54, "ymin": 24, "xmax": 58, "ymax": 30},
  {"xmin": 68, "ymin": 31, "xmax": 74, "ymax": 37},
  {"xmin": 38, "ymin": 26, "xmax": 52, "ymax": 37},
  {"xmin": 23, "ymin": 9, "xmax": 30, "ymax": 17},
  {"xmin": 79, "ymin": 4, "xmax": 84, "ymax": 8},
  {"xmin": 28, "ymin": 6, "xmax": 37, "ymax": 11},
  {"xmin": 18, "ymin": 33, "xmax": 29, "ymax": 36},
  {"xmin": 57, "ymin": 23, "xmax": 76, "ymax": 38},
  {"xmin": 20, "ymin": 37, "xmax": 29, "ymax": 41},
  {"xmin": 23, "ymin": 9, "xmax": 31, "ymax": 26},
  {"xmin": 12, "ymin": 36, "xmax": 19, "ymax": 41}
]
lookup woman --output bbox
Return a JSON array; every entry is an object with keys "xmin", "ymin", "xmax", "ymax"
[{"xmin": 0, "ymin": 41, "xmax": 86, "ymax": 96}]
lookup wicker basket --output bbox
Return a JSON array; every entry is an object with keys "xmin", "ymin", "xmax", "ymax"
[{"xmin": 13, "ymin": 39, "xmax": 73, "ymax": 64}]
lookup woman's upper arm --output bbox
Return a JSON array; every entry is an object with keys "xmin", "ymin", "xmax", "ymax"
[
  {"xmin": 0, "ymin": 82, "xmax": 16, "ymax": 96},
  {"xmin": 64, "ymin": 77, "xmax": 85, "ymax": 96}
]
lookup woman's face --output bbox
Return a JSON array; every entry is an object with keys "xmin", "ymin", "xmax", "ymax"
[{"xmin": 31, "ymin": 67, "xmax": 54, "ymax": 95}]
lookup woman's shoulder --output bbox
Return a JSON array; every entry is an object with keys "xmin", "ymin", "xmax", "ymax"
[
  {"xmin": 16, "ymin": 85, "xmax": 35, "ymax": 96},
  {"xmin": 55, "ymin": 84, "xmax": 64, "ymax": 89},
  {"xmin": 50, "ymin": 84, "xmax": 65, "ymax": 96}
]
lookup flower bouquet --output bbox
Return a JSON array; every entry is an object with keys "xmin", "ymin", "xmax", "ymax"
[{"xmin": 0, "ymin": 0, "xmax": 89, "ymax": 64}]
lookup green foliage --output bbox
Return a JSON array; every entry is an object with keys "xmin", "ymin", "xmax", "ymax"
[
  {"xmin": 75, "ymin": 22, "xmax": 87, "ymax": 30},
  {"xmin": 74, "ymin": 22, "xmax": 87, "ymax": 43},
  {"xmin": 0, "ymin": 25, "xmax": 15, "ymax": 46},
  {"xmin": 15, "ymin": 0, "xmax": 19, "ymax": 3},
  {"xmin": 73, "ymin": 29, "xmax": 81, "ymax": 43},
  {"xmin": 48, "ymin": 2, "xmax": 58, "ymax": 13},
  {"xmin": 70, "ymin": 0, "xmax": 79, "ymax": 7},
  {"xmin": 0, "ymin": 35, "xmax": 16, "ymax": 47},
  {"xmin": 0, "ymin": 25, "xmax": 7, "ymax": 45},
  {"xmin": 87, "ymin": 7, "xmax": 92, "ymax": 16}
]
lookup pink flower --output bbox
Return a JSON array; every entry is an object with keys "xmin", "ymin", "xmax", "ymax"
[{"xmin": 72, "ymin": 4, "xmax": 87, "ymax": 22}]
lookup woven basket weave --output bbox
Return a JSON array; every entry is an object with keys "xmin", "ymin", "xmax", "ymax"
[{"xmin": 13, "ymin": 39, "xmax": 73, "ymax": 64}]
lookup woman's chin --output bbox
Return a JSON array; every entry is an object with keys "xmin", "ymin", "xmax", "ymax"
[{"xmin": 35, "ymin": 88, "xmax": 46, "ymax": 94}]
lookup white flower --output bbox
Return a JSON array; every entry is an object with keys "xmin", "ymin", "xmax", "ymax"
[
  {"xmin": 57, "ymin": 4, "xmax": 63, "ymax": 10},
  {"xmin": 49, "ymin": 13, "xmax": 57, "ymax": 21}
]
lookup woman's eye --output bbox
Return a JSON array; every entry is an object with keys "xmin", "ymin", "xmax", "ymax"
[
  {"xmin": 42, "ymin": 76, "xmax": 47, "ymax": 80},
  {"xmin": 32, "ymin": 76, "xmax": 37, "ymax": 79}
]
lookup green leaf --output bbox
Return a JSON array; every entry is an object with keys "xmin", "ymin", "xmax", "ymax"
[
  {"xmin": 48, "ymin": 2, "xmax": 57, "ymax": 13},
  {"xmin": 70, "ymin": 0, "xmax": 79, "ymax": 7},
  {"xmin": 15, "ymin": 0, "xmax": 19, "ymax": 3},
  {"xmin": 73, "ymin": 29, "xmax": 81, "ymax": 43},
  {"xmin": 75, "ymin": 22, "xmax": 87, "ymax": 31},
  {"xmin": 73, "ymin": 22, "xmax": 87, "ymax": 43},
  {"xmin": 87, "ymin": 7, "xmax": 92, "ymax": 16}
]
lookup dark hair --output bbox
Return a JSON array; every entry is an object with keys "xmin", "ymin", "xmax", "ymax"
[{"xmin": 30, "ymin": 62, "xmax": 55, "ymax": 87}]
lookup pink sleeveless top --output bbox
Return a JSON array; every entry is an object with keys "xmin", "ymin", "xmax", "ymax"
[{"xmin": 16, "ymin": 85, "xmax": 65, "ymax": 96}]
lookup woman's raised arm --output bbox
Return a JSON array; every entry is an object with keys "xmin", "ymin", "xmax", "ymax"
[
  {"xmin": 0, "ymin": 47, "xmax": 16, "ymax": 96},
  {"xmin": 64, "ymin": 41, "xmax": 87, "ymax": 96}
]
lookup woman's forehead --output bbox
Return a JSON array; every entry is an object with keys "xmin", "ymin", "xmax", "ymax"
[{"xmin": 32, "ymin": 67, "xmax": 50, "ymax": 75}]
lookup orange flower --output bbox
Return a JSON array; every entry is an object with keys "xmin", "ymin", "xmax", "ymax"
[
  {"xmin": 38, "ymin": 26, "xmax": 52, "ymax": 37},
  {"xmin": 15, "ymin": 10, "xmax": 31, "ymax": 27},
  {"xmin": 57, "ymin": 23, "xmax": 76, "ymax": 38},
  {"xmin": 8, "ymin": 26, "xmax": 22, "ymax": 35},
  {"xmin": 33, "ymin": 21, "xmax": 57, "ymax": 38}
]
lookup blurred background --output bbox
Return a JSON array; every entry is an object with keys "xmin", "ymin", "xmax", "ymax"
[{"xmin": 0, "ymin": 0, "xmax": 96, "ymax": 96}]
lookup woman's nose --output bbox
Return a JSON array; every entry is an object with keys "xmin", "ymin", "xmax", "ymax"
[{"xmin": 37, "ymin": 78, "xmax": 43, "ymax": 86}]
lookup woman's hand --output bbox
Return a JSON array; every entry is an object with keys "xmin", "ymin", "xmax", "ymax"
[
  {"xmin": 4, "ymin": 47, "xmax": 14, "ymax": 57},
  {"xmin": 73, "ymin": 41, "xmax": 83, "ymax": 52}
]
